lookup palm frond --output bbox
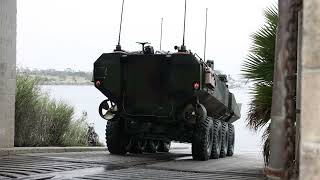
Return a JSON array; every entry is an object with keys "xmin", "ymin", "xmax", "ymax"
[
  {"xmin": 241, "ymin": 5, "xmax": 278, "ymax": 165},
  {"xmin": 246, "ymin": 83, "xmax": 273, "ymax": 130},
  {"xmin": 242, "ymin": 6, "xmax": 278, "ymax": 85}
]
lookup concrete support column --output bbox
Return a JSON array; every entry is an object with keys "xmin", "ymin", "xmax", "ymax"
[
  {"xmin": 0, "ymin": 0, "xmax": 16, "ymax": 148},
  {"xmin": 300, "ymin": 0, "xmax": 320, "ymax": 179}
]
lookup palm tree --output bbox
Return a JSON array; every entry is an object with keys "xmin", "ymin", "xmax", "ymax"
[{"xmin": 241, "ymin": 6, "xmax": 278, "ymax": 165}]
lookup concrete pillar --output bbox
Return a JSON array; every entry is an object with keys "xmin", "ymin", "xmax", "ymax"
[
  {"xmin": 300, "ymin": 0, "xmax": 320, "ymax": 179},
  {"xmin": 0, "ymin": 0, "xmax": 16, "ymax": 148}
]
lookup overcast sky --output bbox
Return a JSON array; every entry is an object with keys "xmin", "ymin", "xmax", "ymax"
[{"xmin": 17, "ymin": 0, "xmax": 274, "ymax": 75}]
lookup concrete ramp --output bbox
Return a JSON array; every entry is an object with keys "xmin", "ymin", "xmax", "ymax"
[{"xmin": 0, "ymin": 146, "xmax": 265, "ymax": 179}]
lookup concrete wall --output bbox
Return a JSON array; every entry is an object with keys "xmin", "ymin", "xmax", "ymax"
[
  {"xmin": 300, "ymin": 0, "xmax": 320, "ymax": 179},
  {"xmin": 0, "ymin": 0, "xmax": 16, "ymax": 148}
]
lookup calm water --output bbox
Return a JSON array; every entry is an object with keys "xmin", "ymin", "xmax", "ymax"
[{"xmin": 41, "ymin": 85, "xmax": 264, "ymax": 152}]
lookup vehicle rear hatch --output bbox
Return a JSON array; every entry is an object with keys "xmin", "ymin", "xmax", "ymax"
[
  {"xmin": 122, "ymin": 54, "xmax": 201, "ymax": 118},
  {"xmin": 122, "ymin": 54, "xmax": 172, "ymax": 117}
]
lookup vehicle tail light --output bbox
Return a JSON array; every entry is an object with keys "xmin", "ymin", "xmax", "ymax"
[
  {"xmin": 95, "ymin": 80, "xmax": 102, "ymax": 87},
  {"xmin": 193, "ymin": 81, "xmax": 200, "ymax": 90}
]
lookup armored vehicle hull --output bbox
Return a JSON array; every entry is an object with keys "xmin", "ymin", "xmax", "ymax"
[{"xmin": 94, "ymin": 51, "xmax": 240, "ymax": 160}]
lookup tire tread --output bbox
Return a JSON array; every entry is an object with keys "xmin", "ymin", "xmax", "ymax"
[
  {"xmin": 105, "ymin": 120, "xmax": 128, "ymax": 155},
  {"xmin": 227, "ymin": 123, "xmax": 235, "ymax": 156},
  {"xmin": 210, "ymin": 119, "xmax": 222, "ymax": 159},
  {"xmin": 192, "ymin": 117, "xmax": 213, "ymax": 161}
]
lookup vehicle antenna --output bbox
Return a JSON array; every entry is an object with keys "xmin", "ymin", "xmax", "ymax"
[
  {"xmin": 115, "ymin": 0, "xmax": 125, "ymax": 51},
  {"xmin": 160, "ymin": 18, "xmax": 163, "ymax": 51},
  {"xmin": 181, "ymin": 0, "xmax": 187, "ymax": 52},
  {"xmin": 203, "ymin": 8, "xmax": 208, "ymax": 61}
]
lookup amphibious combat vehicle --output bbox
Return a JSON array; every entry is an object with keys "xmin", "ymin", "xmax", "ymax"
[{"xmin": 93, "ymin": 0, "xmax": 241, "ymax": 161}]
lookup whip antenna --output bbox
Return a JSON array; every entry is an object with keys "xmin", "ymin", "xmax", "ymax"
[
  {"xmin": 203, "ymin": 8, "xmax": 208, "ymax": 61},
  {"xmin": 160, "ymin": 18, "xmax": 163, "ymax": 51},
  {"xmin": 181, "ymin": 0, "xmax": 187, "ymax": 51},
  {"xmin": 115, "ymin": 0, "xmax": 125, "ymax": 51}
]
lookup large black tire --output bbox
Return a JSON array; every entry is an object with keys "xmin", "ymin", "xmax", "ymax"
[
  {"xmin": 105, "ymin": 120, "xmax": 129, "ymax": 155},
  {"xmin": 219, "ymin": 122, "xmax": 228, "ymax": 158},
  {"xmin": 144, "ymin": 140, "xmax": 159, "ymax": 153},
  {"xmin": 227, "ymin": 123, "xmax": 235, "ymax": 156},
  {"xmin": 192, "ymin": 117, "xmax": 214, "ymax": 161},
  {"xmin": 210, "ymin": 119, "xmax": 222, "ymax": 159},
  {"xmin": 157, "ymin": 141, "xmax": 171, "ymax": 152}
]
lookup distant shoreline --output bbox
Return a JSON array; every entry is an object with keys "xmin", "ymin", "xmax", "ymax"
[{"xmin": 17, "ymin": 68, "xmax": 93, "ymax": 86}]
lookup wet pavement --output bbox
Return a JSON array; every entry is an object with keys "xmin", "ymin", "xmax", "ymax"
[{"xmin": 0, "ymin": 144, "xmax": 266, "ymax": 180}]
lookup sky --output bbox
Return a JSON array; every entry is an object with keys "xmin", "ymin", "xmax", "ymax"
[{"xmin": 17, "ymin": 0, "xmax": 275, "ymax": 76}]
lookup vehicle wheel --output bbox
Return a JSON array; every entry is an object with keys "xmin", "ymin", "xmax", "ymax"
[
  {"xmin": 192, "ymin": 117, "xmax": 214, "ymax": 161},
  {"xmin": 144, "ymin": 140, "xmax": 159, "ymax": 153},
  {"xmin": 219, "ymin": 121, "xmax": 228, "ymax": 158},
  {"xmin": 128, "ymin": 138, "xmax": 146, "ymax": 154},
  {"xmin": 105, "ymin": 120, "xmax": 129, "ymax": 155},
  {"xmin": 227, "ymin": 123, "xmax": 235, "ymax": 156},
  {"xmin": 210, "ymin": 119, "xmax": 222, "ymax": 159},
  {"xmin": 157, "ymin": 141, "xmax": 171, "ymax": 152}
]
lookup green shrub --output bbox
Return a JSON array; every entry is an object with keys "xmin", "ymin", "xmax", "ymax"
[
  {"xmin": 15, "ymin": 75, "xmax": 99, "ymax": 147},
  {"xmin": 62, "ymin": 112, "xmax": 89, "ymax": 146}
]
